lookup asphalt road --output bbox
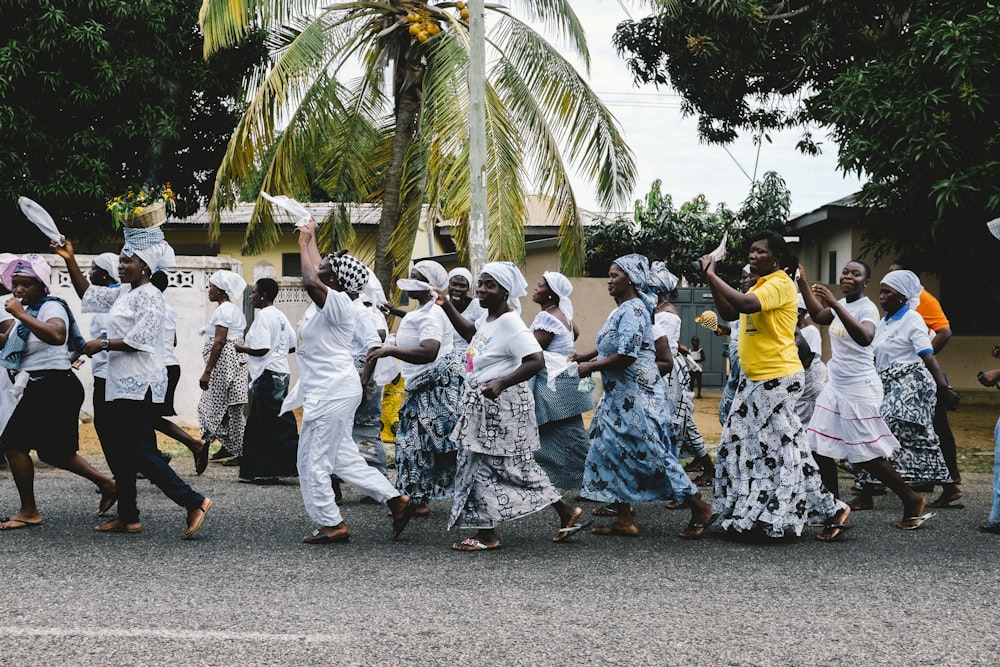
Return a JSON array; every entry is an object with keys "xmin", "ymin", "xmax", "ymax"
[{"xmin": 1, "ymin": 456, "xmax": 998, "ymax": 666}]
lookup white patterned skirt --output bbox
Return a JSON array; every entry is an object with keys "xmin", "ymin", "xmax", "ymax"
[
  {"xmin": 807, "ymin": 374, "xmax": 899, "ymax": 463},
  {"xmin": 714, "ymin": 372, "xmax": 845, "ymax": 538}
]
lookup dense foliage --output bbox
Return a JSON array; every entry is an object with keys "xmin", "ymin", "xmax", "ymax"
[
  {"xmin": 613, "ymin": 2, "xmax": 1000, "ymax": 272},
  {"xmin": 585, "ymin": 171, "xmax": 791, "ymax": 284},
  {"xmin": 0, "ymin": 0, "xmax": 265, "ymax": 250}
]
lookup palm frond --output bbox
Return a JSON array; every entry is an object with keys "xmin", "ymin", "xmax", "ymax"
[
  {"xmin": 490, "ymin": 14, "xmax": 637, "ymax": 210},
  {"xmin": 501, "ymin": 0, "xmax": 590, "ymax": 69}
]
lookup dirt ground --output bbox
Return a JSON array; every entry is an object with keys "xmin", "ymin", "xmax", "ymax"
[{"xmin": 75, "ymin": 388, "xmax": 999, "ymax": 473}]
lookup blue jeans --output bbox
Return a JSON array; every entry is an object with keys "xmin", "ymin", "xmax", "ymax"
[
  {"xmin": 990, "ymin": 415, "xmax": 1000, "ymax": 524},
  {"xmin": 106, "ymin": 394, "xmax": 204, "ymax": 523}
]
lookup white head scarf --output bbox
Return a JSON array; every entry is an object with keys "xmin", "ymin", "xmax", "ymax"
[
  {"xmin": 210, "ymin": 269, "xmax": 248, "ymax": 304},
  {"xmin": 412, "ymin": 260, "xmax": 449, "ymax": 292},
  {"xmin": 360, "ymin": 268, "xmax": 386, "ymax": 306},
  {"xmin": 93, "ymin": 253, "xmax": 119, "ymax": 281},
  {"xmin": 880, "ymin": 269, "xmax": 922, "ymax": 310},
  {"xmin": 988, "ymin": 218, "xmax": 1000, "ymax": 241},
  {"xmin": 448, "ymin": 267, "xmax": 474, "ymax": 287},
  {"xmin": 481, "ymin": 261, "xmax": 527, "ymax": 312},
  {"xmin": 542, "ymin": 271, "xmax": 574, "ymax": 322}
]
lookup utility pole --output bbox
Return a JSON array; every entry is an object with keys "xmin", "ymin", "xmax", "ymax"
[{"xmin": 467, "ymin": 0, "xmax": 488, "ymax": 277}]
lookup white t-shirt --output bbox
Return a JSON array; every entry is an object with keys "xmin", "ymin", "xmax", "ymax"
[
  {"xmin": 396, "ymin": 302, "xmax": 453, "ymax": 386},
  {"xmin": 104, "ymin": 283, "xmax": 167, "ymax": 402},
  {"xmin": 207, "ymin": 301, "xmax": 246, "ymax": 340},
  {"xmin": 826, "ymin": 296, "xmax": 880, "ymax": 385},
  {"xmin": 465, "ymin": 311, "xmax": 542, "ymax": 384},
  {"xmin": 244, "ymin": 305, "xmax": 294, "ymax": 381},
  {"xmin": 654, "ymin": 310, "xmax": 682, "ymax": 356},
  {"xmin": 350, "ymin": 298, "xmax": 381, "ymax": 358},
  {"xmin": 295, "ymin": 289, "xmax": 360, "ymax": 401},
  {"xmin": 452, "ymin": 298, "xmax": 486, "ymax": 351},
  {"xmin": 20, "ymin": 300, "xmax": 71, "ymax": 372},
  {"xmin": 800, "ymin": 324, "xmax": 822, "ymax": 361},
  {"xmin": 162, "ymin": 302, "xmax": 180, "ymax": 367},
  {"xmin": 873, "ymin": 305, "xmax": 933, "ymax": 370}
]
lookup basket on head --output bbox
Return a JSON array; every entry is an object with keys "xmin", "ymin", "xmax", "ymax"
[{"xmin": 125, "ymin": 200, "xmax": 167, "ymax": 229}]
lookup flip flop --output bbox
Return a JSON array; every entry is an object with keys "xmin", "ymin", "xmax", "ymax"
[
  {"xmin": 591, "ymin": 506, "xmax": 617, "ymax": 517},
  {"xmin": 552, "ymin": 508, "xmax": 593, "ymax": 543},
  {"xmin": 451, "ymin": 538, "xmax": 501, "ymax": 551},
  {"xmin": 896, "ymin": 512, "xmax": 936, "ymax": 530},
  {"xmin": 95, "ymin": 519, "xmax": 142, "ymax": 534},
  {"xmin": 0, "ymin": 516, "xmax": 42, "ymax": 530},
  {"xmin": 815, "ymin": 523, "xmax": 852, "ymax": 542},
  {"xmin": 978, "ymin": 523, "xmax": 1000, "ymax": 535},
  {"xmin": 678, "ymin": 512, "xmax": 719, "ymax": 540},
  {"xmin": 303, "ymin": 528, "xmax": 350, "ymax": 544},
  {"xmin": 928, "ymin": 491, "xmax": 964, "ymax": 509},
  {"xmin": 182, "ymin": 497, "xmax": 212, "ymax": 540}
]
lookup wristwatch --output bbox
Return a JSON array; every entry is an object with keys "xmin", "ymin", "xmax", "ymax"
[{"xmin": 99, "ymin": 338, "xmax": 109, "ymax": 351}]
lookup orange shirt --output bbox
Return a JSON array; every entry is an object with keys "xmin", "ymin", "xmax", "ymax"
[{"xmin": 916, "ymin": 289, "xmax": 950, "ymax": 333}]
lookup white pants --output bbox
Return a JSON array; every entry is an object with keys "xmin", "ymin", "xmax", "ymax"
[{"xmin": 297, "ymin": 394, "xmax": 397, "ymax": 526}]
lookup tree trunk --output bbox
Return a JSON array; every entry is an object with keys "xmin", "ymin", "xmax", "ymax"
[{"xmin": 374, "ymin": 51, "xmax": 424, "ymax": 291}]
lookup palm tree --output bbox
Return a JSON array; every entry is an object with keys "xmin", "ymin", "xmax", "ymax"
[{"xmin": 199, "ymin": 0, "xmax": 636, "ymax": 288}]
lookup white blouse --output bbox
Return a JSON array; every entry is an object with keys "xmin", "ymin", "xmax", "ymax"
[{"xmin": 103, "ymin": 283, "xmax": 168, "ymax": 402}]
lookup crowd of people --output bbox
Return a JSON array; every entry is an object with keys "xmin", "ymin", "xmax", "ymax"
[{"xmin": 1, "ymin": 220, "xmax": 998, "ymax": 546}]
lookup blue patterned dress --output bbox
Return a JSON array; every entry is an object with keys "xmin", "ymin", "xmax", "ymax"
[{"xmin": 581, "ymin": 298, "xmax": 697, "ymax": 504}]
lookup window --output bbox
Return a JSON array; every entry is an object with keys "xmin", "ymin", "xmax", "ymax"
[
  {"xmin": 827, "ymin": 250, "xmax": 837, "ymax": 284},
  {"xmin": 281, "ymin": 253, "xmax": 301, "ymax": 277}
]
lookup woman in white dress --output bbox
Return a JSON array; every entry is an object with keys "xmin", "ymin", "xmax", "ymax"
[
  {"xmin": 798, "ymin": 261, "xmax": 931, "ymax": 534},
  {"xmin": 200, "ymin": 270, "xmax": 249, "ymax": 464}
]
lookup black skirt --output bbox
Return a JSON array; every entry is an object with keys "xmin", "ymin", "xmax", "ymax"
[{"xmin": 2, "ymin": 369, "xmax": 84, "ymax": 460}]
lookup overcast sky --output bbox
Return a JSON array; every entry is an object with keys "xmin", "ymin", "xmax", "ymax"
[{"xmin": 550, "ymin": 0, "xmax": 865, "ymax": 216}]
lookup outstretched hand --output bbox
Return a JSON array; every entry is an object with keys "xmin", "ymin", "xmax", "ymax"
[
  {"xmin": 811, "ymin": 282, "xmax": 836, "ymax": 305},
  {"xmin": 50, "ymin": 236, "xmax": 73, "ymax": 260}
]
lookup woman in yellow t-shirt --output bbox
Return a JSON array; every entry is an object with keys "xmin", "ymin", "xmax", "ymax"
[{"xmin": 699, "ymin": 230, "xmax": 849, "ymax": 541}]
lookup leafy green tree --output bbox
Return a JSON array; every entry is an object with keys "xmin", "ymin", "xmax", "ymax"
[
  {"xmin": 586, "ymin": 171, "xmax": 790, "ymax": 284},
  {"xmin": 0, "ymin": 0, "xmax": 265, "ymax": 250},
  {"xmin": 199, "ymin": 0, "xmax": 637, "ymax": 288},
  {"xmin": 613, "ymin": 2, "xmax": 1000, "ymax": 272}
]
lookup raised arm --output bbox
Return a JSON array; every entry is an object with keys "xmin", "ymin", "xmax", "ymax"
[
  {"xmin": 700, "ymin": 256, "xmax": 760, "ymax": 319},
  {"xmin": 297, "ymin": 219, "xmax": 328, "ymax": 308},
  {"xmin": 51, "ymin": 237, "xmax": 90, "ymax": 298},
  {"xmin": 435, "ymin": 290, "xmax": 476, "ymax": 343},
  {"xmin": 796, "ymin": 268, "xmax": 834, "ymax": 325}
]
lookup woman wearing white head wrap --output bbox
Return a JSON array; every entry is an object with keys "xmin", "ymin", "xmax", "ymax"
[
  {"xmin": 849, "ymin": 270, "xmax": 960, "ymax": 526},
  {"xmin": 648, "ymin": 261, "xmax": 713, "ymax": 488},
  {"xmin": 71, "ymin": 229, "xmax": 212, "ymax": 538},
  {"xmin": 573, "ymin": 256, "xmax": 714, "ymax": 539},
  {"xmin": 198, "ymin": 270, "xmax": 249, "ymax": 463},
  {"xmin": 363, "ymin": 263, "xmax": 462, "ymax": 517},
  {"xmin": 880, "ymin": 269, "xmax": 923, "ymax": 311},
  {"xmin": 481, "ymin": 261, "xmax": 528, "ymax": 312},
  {"xmin": 445, "ymin": 267, "xmax": 484, "ymax": 355},
  {"xmin": 436, "ymin": 262, "xmax": 587, "ymax": 550},
  {"xmin": 287, "ymin": 218, "xmax": 414, "ymax": 544},
  {"xmin": 526, "ymin": 272, "xmax": 593, "ymax": 491}
]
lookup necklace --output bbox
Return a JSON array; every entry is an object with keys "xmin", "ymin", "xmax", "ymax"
[{"xmin": 544, "ymin": 304, "xmax": 558, "ymax": 312}]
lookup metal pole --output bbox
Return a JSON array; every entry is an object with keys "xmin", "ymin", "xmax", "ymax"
[{"xmin": 467, "ymin": 0, "xmax": 488, "ymax": 277}]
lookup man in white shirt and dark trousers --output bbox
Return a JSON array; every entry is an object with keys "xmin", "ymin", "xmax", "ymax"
[{"xmin": 236, "ymin": 278, "xmax": 299, "ymax": 483}]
